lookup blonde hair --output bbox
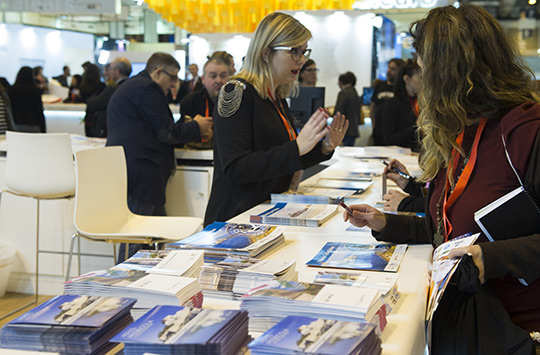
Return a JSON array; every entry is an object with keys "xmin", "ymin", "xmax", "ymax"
[
  {"xmin": 410, "ymin": 4, "xmax": 540, "ymax": 182},
  {"xmin": 234, "ymin": 12, "xmax": 311, "ymax": 99}
]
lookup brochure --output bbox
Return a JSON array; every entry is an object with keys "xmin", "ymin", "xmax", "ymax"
[{"xmin": 250, "ymin": 203, "xmax": 338, "ymax": 227}]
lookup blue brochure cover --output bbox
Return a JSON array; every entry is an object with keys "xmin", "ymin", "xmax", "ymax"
[
  {"xmin": 10, "ymin": 295, "xmax": 136, "ymax": 327},
  {"xmin": 112, "ymin": 305, "xmax": 240, "ymax": 345},
  {"xmin": 167, "ymin": 222, "xmax": 282, "ymax": 251},
  {"xmin": 306, "ymin": 242, "xmax": 407, "ymax": 272},
  {"xmin": 249, "ymin": 315, "xmax": 376, "ymax": 354}
]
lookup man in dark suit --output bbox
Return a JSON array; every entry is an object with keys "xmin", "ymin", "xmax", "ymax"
[
  {"xmin": 186, "ymin": 64, "xmax": 203, "ymax": 94},
  {"xmin": 106, "ymin": 52, "xmax": 213, "ymax": 261},
  {"xmin": 85, "ymin": 57, "xmax": 132, "ymax": 137},
  {"xmin": 54, "ymin": 66, "xmax": 71, "ymax": 87}
]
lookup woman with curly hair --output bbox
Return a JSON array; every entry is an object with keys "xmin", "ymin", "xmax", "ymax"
[{"xmin": 344, "ymin": 4, "xmax": 540, "ymax": 353}]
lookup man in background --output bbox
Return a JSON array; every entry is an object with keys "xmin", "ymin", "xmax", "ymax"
[
  {"xmin": 180, "ymin": 57, "xmax": 229, "ymax": 149},
  {"xmin": 54, "ymin": 66, "xmax": 71, "ymax": 87},
  {"xmin": 106, "ymin": 52, "xmax": 213, "ymax": 261},
  {"xmin": 85, "ymin": 57, "xmax": 132, "ymax": 137},
  {"xmin": 370, "ymin": 58, "xmax": 404, "ymax": 145},
  {"xmin": 185, "ymin": 63, "xmax": 202, "ymax": 94}
]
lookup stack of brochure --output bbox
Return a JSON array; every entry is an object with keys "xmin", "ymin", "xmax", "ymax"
[
  {"xmin": 313, "ymin": 271, "xmax": 400, "ymax": 314},
  {"xmin": 64, "ymin": 258, "xmax": 203, "ymax": 312},
  {"xmin": 198, "ymin": 255, "xmax": 297, "ymax": 300},
  {"xmin": 270, "ymin": 187, "xmax": 357, "ymax": 205},
  {"xmin": 239, "ymin": 280, "xmax": 386, "ymax": 334},
  {"xmin": 166, "ymin": 222, "xmax": 286, "ymax": 263},
  {"xmin": 111, "ymin": 249, "xmax": 204, "ymax": 278},
  {"xmin": 0, "ymin": 295, "xmax": 135, "ymax": 354},
  {"xmin": 306, "ymin": 242, "xmax": 408, "ymax": 273},
  {"xmin": 249, "ymin": 203, "xmax": 338, "ymax": 227},
  {"xmin": 111, "ymin": 305, "xmax": 250, "ymax": 355},
  {"xmin": 249, "ymin": 316, "xmax": 381, "ymax": 355},
  {"xmin": 308, "ymin": 178, "xmax": 373, "ymax": 191}
]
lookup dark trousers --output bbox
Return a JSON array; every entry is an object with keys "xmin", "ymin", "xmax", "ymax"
[{"xmin": 116, "ymin": 195, "xmax": 166, "ymax": 264}]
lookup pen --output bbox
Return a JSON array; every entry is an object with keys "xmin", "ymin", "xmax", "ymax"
[
  {"xmin": 339, "ymin": 201, "xmax": 354, "ymax": 217},
  {"xmin": 380, "ymin": 160, "xmax": 412, "ymax": 180}
]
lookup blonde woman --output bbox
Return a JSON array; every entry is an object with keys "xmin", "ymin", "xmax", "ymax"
[{"xmin": 204, "ymin": 12, "xmax": 347, "ymax": 225}]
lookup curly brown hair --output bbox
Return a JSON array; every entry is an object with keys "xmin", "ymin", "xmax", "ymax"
[{"xmin": 410, "ymin": 4, "xmax": 540, "ymax": 182}]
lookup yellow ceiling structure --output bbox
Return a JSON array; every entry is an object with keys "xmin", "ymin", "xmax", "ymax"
[{"xmin": 146, "ymin": 0, "xmax": 355, "ymax": 34}]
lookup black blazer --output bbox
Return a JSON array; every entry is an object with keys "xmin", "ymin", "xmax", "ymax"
[
  {"xmin": 106, "ymin": 71, "xmax": 201, "ymax": 206},
  {"xmin": 380, "ymin": 96, "xmax": 419, "ymax": 151}
]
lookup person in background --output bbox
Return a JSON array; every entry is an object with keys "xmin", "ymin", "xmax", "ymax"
[
  {"xmin": 106, "ymin": 52, "xmax": 213, "ymax": 262},
  {"xmin": 186, "ymin": 64, "xmax": 202, "ymax": 94},
  {"xmin": 344, "ymin": 5, "xmax": 540, "ymax": 353},
  {"xmin": 8, "ymin": 66, "xmax": 46, "ymax": 132},
  {"xmin": 85, "ymin": 57, "xmax": 132, "ymax": 137},
  {"xmin": 204, "ymin": 12, "xmax": 348, "ymax": 226},
  {"xmin": 380, "ymin": 60, "xmax": 422, "ymax": 151},
  {"xmin": 102, "ymin": 63, "xmax": 115, "ymax": 86},
  {"xmin": 210, "ymin": 50, "xmax": 236, "ymax": 75},
  {"xmin": 54, "ymin": 66, "xmax": 71, "ymax": 88},
  {"xmin": 334, "ymin": 71, "xmax": 362, "ymax": 146},
  {"xmin": 79, "ymin": 63, "xmax": 106, "ymax": 135},
  {"xmin": 64, "ymin": 74, "xmax": 82, "ymax": 103},
  {"xmin": 33, "ymin": 66, "xmax": 49, "ymax": 94},
  {"xmin": 180, "ymin": 57, "xmax": 229, "ymax": 148},
  {"xmin": 0, "ymin": 82, "xmax": 14, "ymax": 134},
  {"xmin": 298, "ymin": 59, "xmax": 317, "ymax": 87},
  {"xmin": 370, "ymin": 58, "xmax": 404, "ymax": 145}
]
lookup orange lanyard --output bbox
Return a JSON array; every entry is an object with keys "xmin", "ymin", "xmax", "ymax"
[
  {"xmin": 442, "ymin": 118, "xmax": 487, "ymax": 240},
  {"xmin": 412, "ymin": 98, "xmax": 419, "ymax": 118},
  {"xmin": 268, "ymin": 89, "xmax": 296, "ymax": 141},
  {"xmin": 205, "ymin": 98, "xmax": 209, "ymax": 117}
]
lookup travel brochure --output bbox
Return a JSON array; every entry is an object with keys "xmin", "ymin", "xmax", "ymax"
[
  {"xmin": 198, "ymin": 255, "xmax": 297, "ymax": 300},
  {"xmin": 111, "ymin": 249, "xmax": 204, "ymax": 277},
  {"xmin": 308, "ymin": 178, "xmax": 373, "ymax": 192},
  {"xmin": 249, "ymin": 203, "xmax": 338, "ymax": 227},
  {"xmin": 306, "ymin": 242, "xmax": 408, "ymax": 272},
  {"xmin": 249, "ymin": 315, "xmax": 381, "ymax": 355},
  {"xmin": 240, "ymin": 280, "xmax": 387, "ymax": 334},
  {"xmin": 0, "ymin": 295, "xmax": 135, "ymax": 354},
  {"xmin": 271, "ymin": 187, "xmax": 357, "ymax": 204},
  {"xmin": 166, "ymin": 222, "xmax": 285, "ymax": 262},
  {"xmin": 112, "ymin": 305, "xmax": 249, "ymax": 355}
]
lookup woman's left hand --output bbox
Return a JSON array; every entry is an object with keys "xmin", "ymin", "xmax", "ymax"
[
  {"xmin": 448, "ymin": 245, "xmax": 485, "ymax": 284},
  {"xmin": 322, "ymin": 112, "xmax": 348, "ymax": 154}
]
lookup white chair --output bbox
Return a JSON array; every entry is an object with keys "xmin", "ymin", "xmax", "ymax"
[
  {"xmin": 0, "ymin": 131, "xmax": 75, "ymax": 320},
  {"xmin": 65, "ymin": 146, "xmax": 202, "ymax": 280}
]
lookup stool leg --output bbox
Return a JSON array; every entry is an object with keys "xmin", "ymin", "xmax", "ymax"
[
  {"xmin": 34, "ymin": 198, "xmax": 39, "ymax": 304},
  {"xmin": 65, "ymin": 233, "xmax": 78, "ymax": 281}
]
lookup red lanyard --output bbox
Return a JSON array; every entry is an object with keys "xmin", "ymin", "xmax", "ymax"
[
  {"xmin": 442, "ymin": 117, "xmax": 487, "ymax": 240},
  {"xmin": 411, "ymin": 98, "xmax": 419, "ymax": 118},
  {"xmin": 268, "ymin": 89, "xmax": 296, "ymax": 141}
]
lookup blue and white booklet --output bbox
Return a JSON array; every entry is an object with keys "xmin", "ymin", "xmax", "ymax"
[
  {"xmin": 167, "ymin": 222, "xmax": 285, "ymax": 262},
  {"xmin": 249, "ymin": 315, "xmax": 381, "ymax": 355},
  {"xmin": 306, "ymin": 242, "xmax": 408, "ymax": 272},
  {"xmin": 0, "ymin": 295, "xmax": 135, "ymax": 354},
  {"xmin": 250, "ymin": 203, "xmax": 338, "ymax": 227},
  {"xmin": 112, "ymin": 305, "xmax": 249, "ymax": 355}
]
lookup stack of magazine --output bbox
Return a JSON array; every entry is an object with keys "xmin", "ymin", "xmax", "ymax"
[
  {"xmin": 306, "ymin": 242, "xmax": 408, "ymax": 273},
  {"xmin": 239, "ymin": 280, "xmax": 386, "ymax": 334},
  {"xmin": 198, "ymin": 255, "xmax": 297, "ymax": 300},
  {"xmin": 248, "ymin": 315, "xmax": 381, "ymax": 355},
  {"xmin": 110, "ymin": 249, "xmax": 204, "ymax": 278},
  {"xmin": 64, "ymin": 250, "xmax": 204, "ymax": 313},
  {"xmin": 166, "ymin": 222, "xmax": 286, "ymax": 263},
  {"xmin": 313, "ymin": 271, "xmax": 400, "ymax": 314},
  {"xmin": 0, "ymin": 295, "xmax": 135, "ymax": 354},
  {"xmin": 249, "ymin": 203, "xmax": 338, "ymax": 227},
  {"xmin": 270, "ymin": 187, "xmax": 357, "ymax": 205},
  {"xmin": 111, "ymin": 305, "xmax": 250, "ymax": 355}
]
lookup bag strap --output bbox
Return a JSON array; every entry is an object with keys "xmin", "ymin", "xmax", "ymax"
[{"xmin": 500, "ymin": 134, "xmax": 524, "ymax": 186}]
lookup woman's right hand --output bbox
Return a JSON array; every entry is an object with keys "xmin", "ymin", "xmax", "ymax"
[
  {"xmin": 384, "ymin": 159, "xmax": 411, "ymax": 190},
  {"xmin": 343, "ymin": 204, "xmax": 387, "ymax": 232},
  {"xmin": 296, "ymin": 108, "xmax": 329, "ymax": 156}
]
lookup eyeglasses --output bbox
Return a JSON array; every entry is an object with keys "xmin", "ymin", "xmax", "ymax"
[
  {"xmin": 161, "ymin": 68, "xmax": 178, "ymax": 82},
  {"xmin": 303, "ymin": 68, "xmax": 319, "ymax": 73},
  {"xmin": 272, "ymin": 46, "xmax": 312, "ymax": 62}
]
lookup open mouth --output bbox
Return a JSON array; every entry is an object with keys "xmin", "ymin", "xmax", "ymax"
[{"xmin": 291, "ymin": 70, "xmax": 299, "ymax": 75}]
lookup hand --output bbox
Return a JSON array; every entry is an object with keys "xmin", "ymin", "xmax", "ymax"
[
  {"xmin": 384, "ymin": 159, "xmax": 411, "ymax": 189},
  {"xmin": 194, "ymin": 115, "xmax": 213, "ymax": 140},
  {"xmin": 448, "ymin": 245, "xmax": 485, "ymax": 284},
  {"xmin": 322, "ymin": 111, "xmax": 349, "ymax": 154},
  {"xmin": 296, "ymin": 108, "xmax": 329, "ymax": 156},
  {"xmin": 383, "ymin": 190, "xmax": 408, "ymax": 212},
  {"xmin": 342, "ymin": 204, "xmax": 387, "ymax": 232}
]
